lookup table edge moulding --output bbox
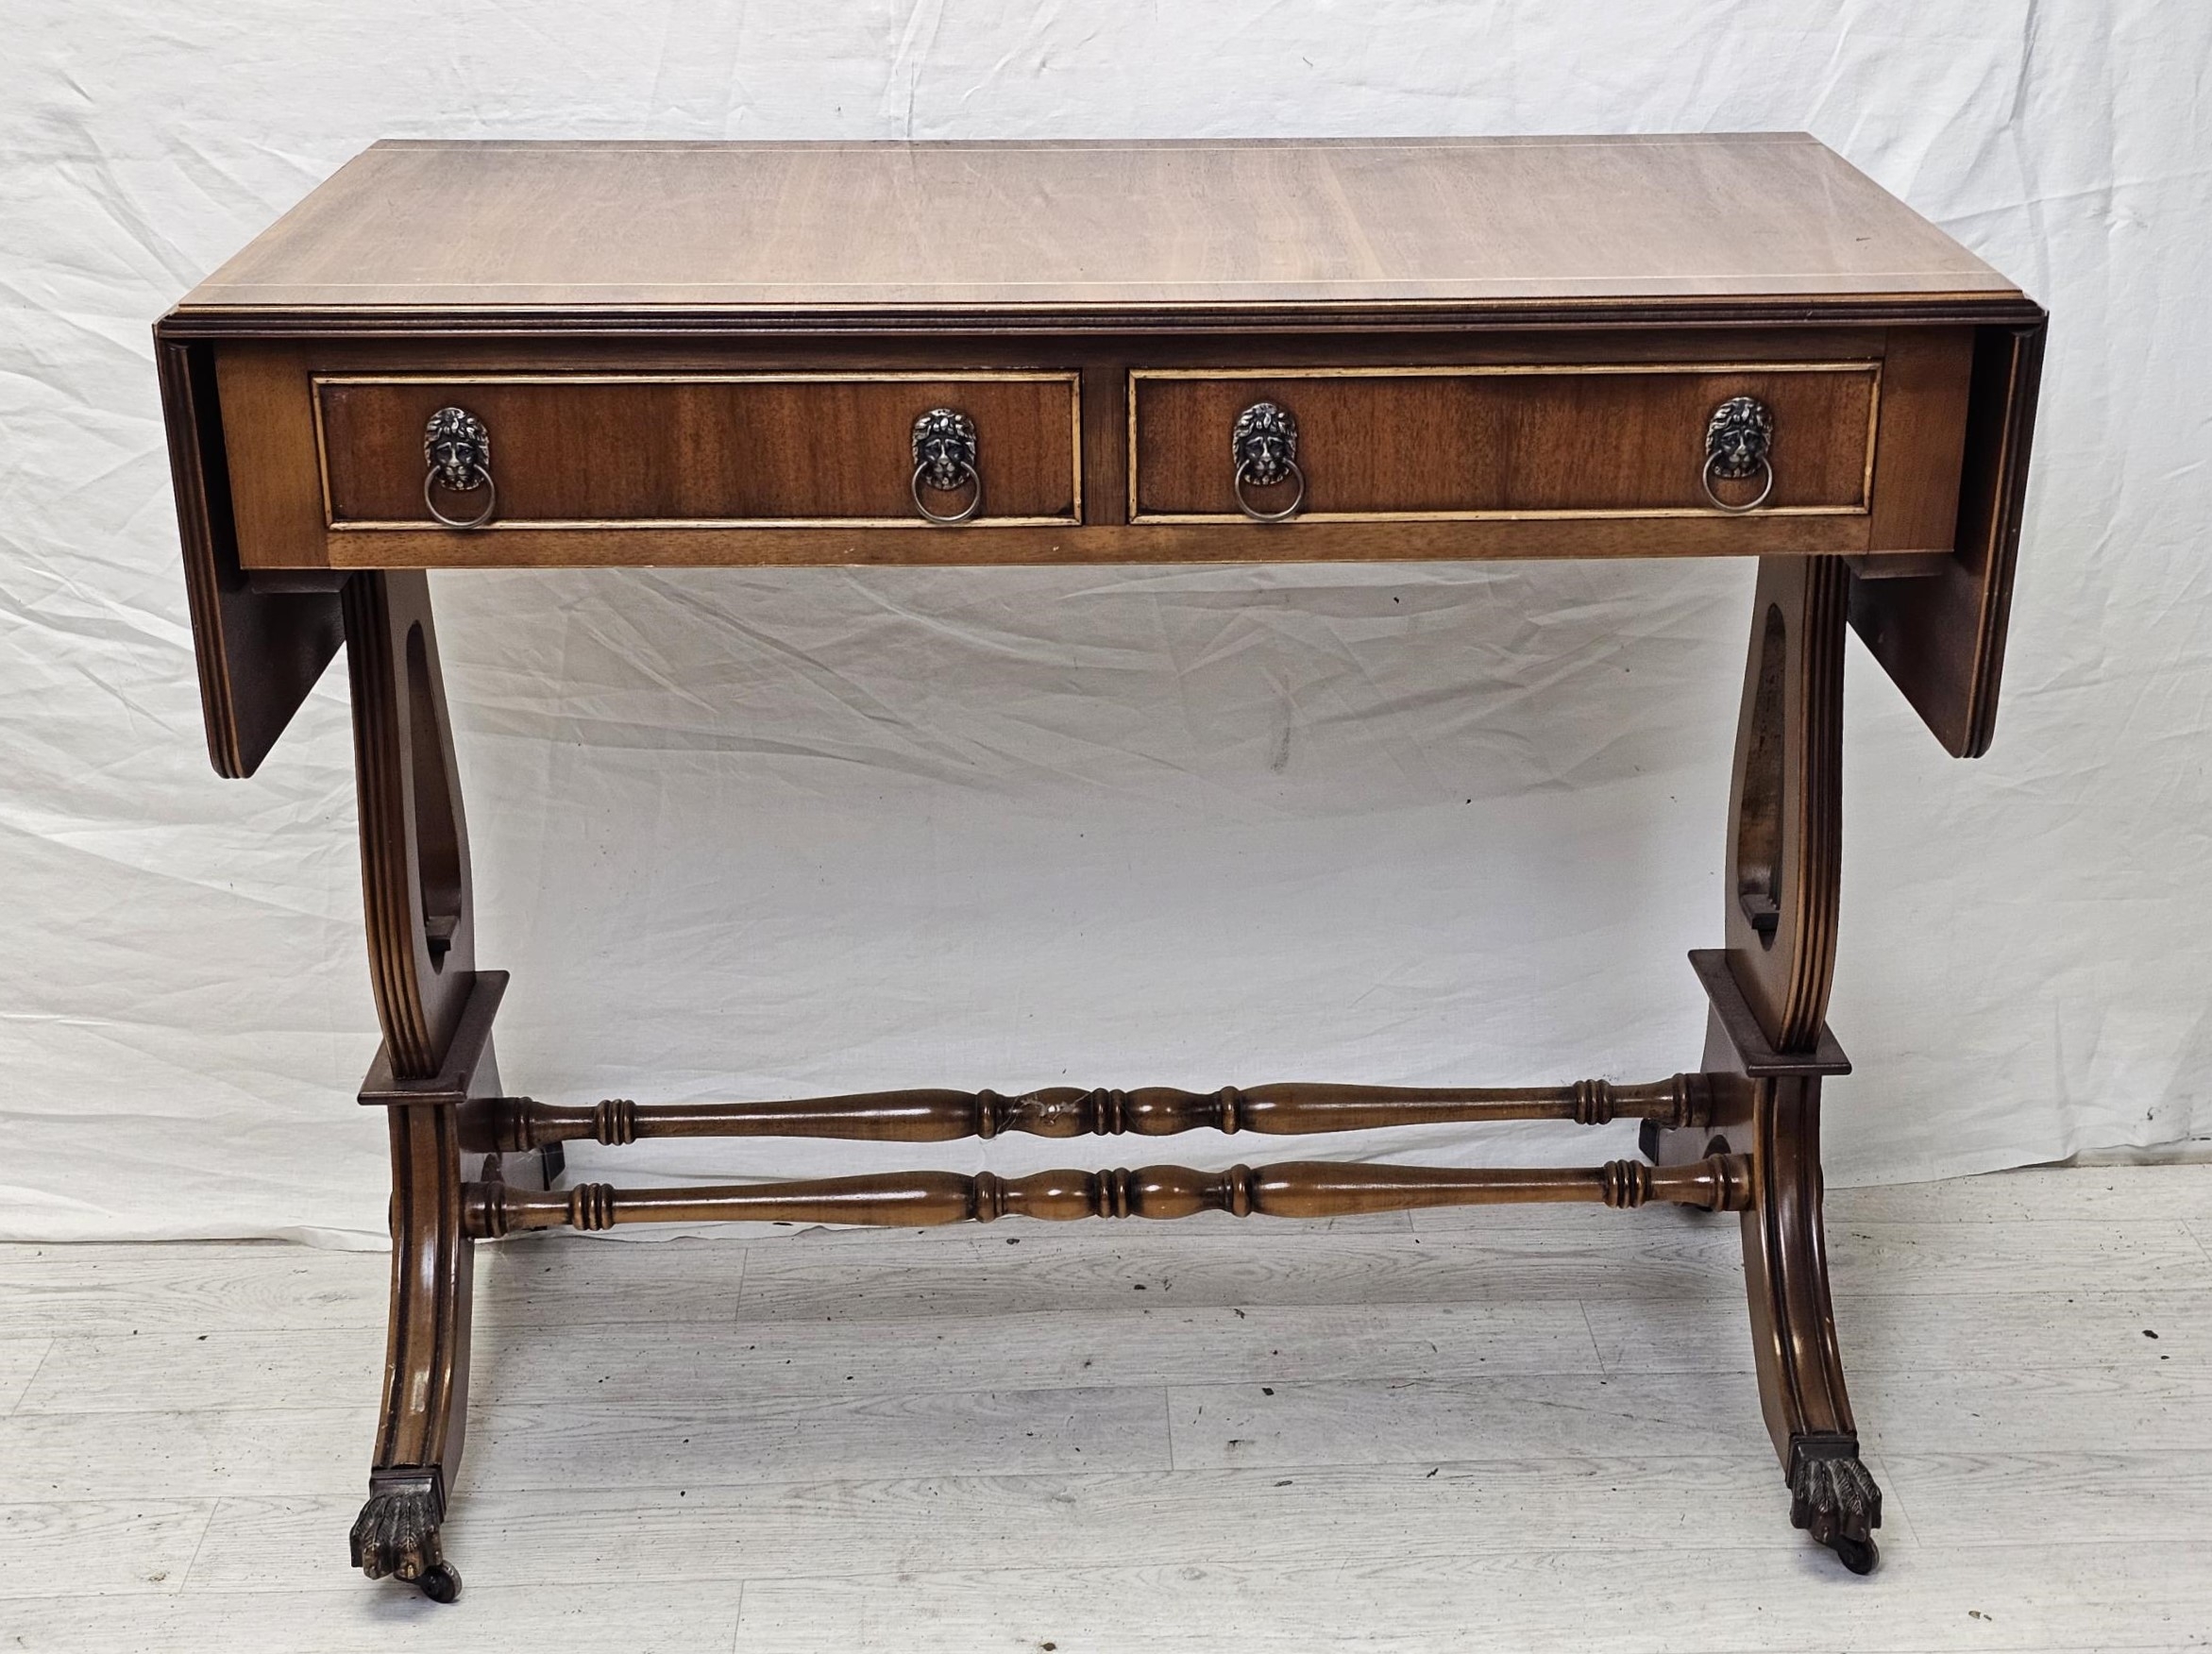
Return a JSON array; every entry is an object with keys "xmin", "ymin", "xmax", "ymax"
[{"xmin": 153, "ymin": 134, "xmax": 2046, "ymax": 1600}]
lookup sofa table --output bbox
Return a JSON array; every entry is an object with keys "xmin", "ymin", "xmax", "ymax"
[{"xmin": 155, "ymin": 135, "xmax": 2044, "ymax": 1596}]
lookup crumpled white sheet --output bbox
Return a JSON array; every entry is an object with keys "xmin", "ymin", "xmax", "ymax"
[{"xmin": 3, "ymin": 1, "xmax": 2208, "ymax": 1246}]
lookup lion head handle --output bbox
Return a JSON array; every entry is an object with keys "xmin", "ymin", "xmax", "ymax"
[
  {"xmin": 1705, "ymin": 397, "xmax": 1774, "ymax": 481},
  {"xmin": 1231, "ymin": 401, "xmax": 1299, "ymax": 486},
  {"xmin": 424, "ymin": 407, "xmax": 491, "ymax": 493},
  {"xmin": 911, "ymin": 408, "xmax": 978, "ymax": 494}
]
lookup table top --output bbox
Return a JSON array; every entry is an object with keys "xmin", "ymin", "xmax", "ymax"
[{"xmin": 173, "ymin": 135, "xmax": 2026, "ymax": 328}]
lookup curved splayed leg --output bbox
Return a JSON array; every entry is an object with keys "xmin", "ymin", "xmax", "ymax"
[
  {"xmin": 344, "ymin": 572, "xmax": 497, "ymax": 1601},
  {"xmin": 1652, "ymin": 557, "xmax": 1882, "ymax": 1574}
]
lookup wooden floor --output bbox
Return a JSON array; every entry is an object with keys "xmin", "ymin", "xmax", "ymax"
[{"xmin": 2, "ymin": 1165, "xmax": 2208, "ymax": 1651}]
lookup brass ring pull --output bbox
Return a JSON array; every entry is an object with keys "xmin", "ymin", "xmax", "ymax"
[
  {"xmin": 1702, "ymin": 396, "xmax": 1775, "ymax": 514},
  {"xmin": 422, "ymin": 406, "xmax": 497, "ymax": 530},
  {"xmin": 1231, "ymin": 400, "xmax": 1304, "ymax": 523},
  {"xmin": 910, "ymin": 460, "xmax": 982, "ymax": 524},
  {"xmin": 1700, "ymin": 450, "xmax": 1774, "ymax": 514},
  {"xmin": 912, "ymin": 407, "xmax": 982, "ymax": 525},
  {"xmin": 1233, "ymin": 459, "xmax": 1307, "ymax": 522},
  {"xmin": 423, "ymin": 464, "xmax": 498, "ymax": 529}
]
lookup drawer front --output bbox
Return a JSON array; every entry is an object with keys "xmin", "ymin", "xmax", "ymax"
[
  {"xmin": 1129, "ymin": 364, "xmax": 1879, "ymax": 522},
  {"xmin": 315, "ymin": 372, "xmax": 1081, "ymax": 529}
]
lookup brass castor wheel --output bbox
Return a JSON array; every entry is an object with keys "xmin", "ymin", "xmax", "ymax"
[
  {"xmin": 1829, "ymin": 1533, "xmax": 1878, "ymax": 1576},
  {"xmin": 415, "ymin": 1561, "xmax": 463, "ymax": 1603}
]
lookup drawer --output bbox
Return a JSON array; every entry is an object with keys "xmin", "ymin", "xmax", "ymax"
[
  {"xmin": 1129, "ymin": 363, "xmax": 1884, "ymax": 524},
  {"xmin": 312, "ymin": 371, "xmax": 1082, "ymax": 530}
]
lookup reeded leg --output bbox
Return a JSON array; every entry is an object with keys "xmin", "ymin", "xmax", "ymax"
[
  {"xmin": 1740, "ymin": 1071, "xmax": 1880, "ymax": 1574},
  {"xmin": 343, "ymin": 571, "xmax": 496, "ymax": 1602},
  {"xmin": 350, "ymin": 1105, "xmax": 472, "ymax": 1602},
  {"xmin": 1655, "ymin": 556, "xmax": 1881, "ymax": 1573}
]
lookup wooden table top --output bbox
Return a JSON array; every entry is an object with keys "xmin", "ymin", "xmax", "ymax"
[
  {"xmin": 158, "ymin": 134, "xmax": 2047, "ymax": 776},
  {"xmin": 174, "ymin": 135, "xmax": 2025, "ymax": 329}
]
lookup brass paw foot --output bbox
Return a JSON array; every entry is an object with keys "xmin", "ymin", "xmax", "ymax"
[
  {"xmin": 351, "ymin": 1471, "xmax": 462, "ymax": 1601},
  {"xmin": 1788, "ymin": 1437, "xmax": 1882, "ymax": 1575}
]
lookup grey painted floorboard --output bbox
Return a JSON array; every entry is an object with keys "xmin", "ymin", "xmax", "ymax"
[{"xmin": 2, "ymin": 1166, "xmax": 2208, "ymax": 1650}]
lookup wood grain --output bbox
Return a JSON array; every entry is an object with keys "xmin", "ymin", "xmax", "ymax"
[
  {"xmin": 735, "ymin": 1217, "xmax": 2212, "ymax": 1323},
  {"xmin": 1850, "ymin": 318, "xmax": 2049, "ymax": 754},
  {"xmin": 0, "ymin": 1387, "xmax": 1174, "ymax": 1498},
  {"xmin": 1132, "ymin": 363, "xmax": 1878, "ymax": 519},
  {"xmin": 185, "ymin": 1458, "xmax": 1807, "ymax": 1594},
  {"xmin": 174, "ymin": 137, "xmax": 2022, "ymax": 322},
  {"xmin": 0, "ymin": 1243, "xmax": 392, "ymax": 1336},
  {"xmin": 0, "ymin": 1407, "xmax": 371, "ymax": 1499},
  {"xmin": 15, "ymin": 1302, "xmax": 1599, "ymax": 1415},
  {"xmin": 260, "ymin": 510, "xmax": 1883, "ymax": 569},
  {"xmin": 1719, "ymin": 556, "xmax": 1848, "ymax": 1050},
  {"xmin": 143, "ymin": 132, "xmax": 2059, "ymax": 1591},
  {"xmin": 13, "ymin": 1358, "xmax": 2212, "ymax": 1501},
  {"xmin": 213, "ymin": 331, "xmax": 1976, "ymax": 571},
  {"xmin": 0, "ymin": 1501, "xmax": 214, "ymax": 1599},
  {"xmin": 718, "ymin": 1543, "xmax": 2212, "ymax": 1654},
  {"xmin": 161, "ymin": 140, "xmax": 2040, "ymax": 766},
  {"xmin": 1851, "ymin": 1363, "xmax": 2212, "ymax": 1454},
  {"xmin": 1829, "ymin": 1165, "xmax": 2212, "ymax": 1225},
  {"xmin": 1583, "ymin": 1289, "xmax": 2212, "ymax": 1375},
  {"xmin": 467, "ymin": 1073, "xmax": 1714, "ymax": 1148},
  {"xmin": 156, "ymin": 338, "xmax": 343, "ymax": 776},
  {"xmin": 464, "ymin": 1388, "xmax": 1174, "ymax": 1488},
  {"xmin": 0, "ymin": 1338, "xmax": 49, "ymax": 1415},
  {"xmin": 1883, "ymin": 1449, "xmax": 2212, "ymax": 1546},
  {"xmin": 0, "ymin": 1581, "xmax": 750, "ymax": 1652},
  {"xmin": 1169, "ymin": 1364, "xmax": 2212, "ymax": 1469},
  {"xmin": 319, "ymin": 373, "xmax": 1080, "ymax": 527},
  {"xmin": 1167, "ymin": 1373, "xmax": 1787, "ymax": 1473},
  {"xmin": 1864, "ymin": 328, "xmax": 1975, "ymax": 550},
  {"xmin": 465, "ymin": 1158, "xmax": 1750, "ymax": 1235}
]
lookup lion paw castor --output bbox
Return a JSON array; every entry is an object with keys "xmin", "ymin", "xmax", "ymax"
[
  {"xmin": 351, "ymin": 1474, "xmax": 462, "ymax": 1602},
  {"xmin": 1789, "ymin": 1440, "xmax": 1883, "ymax": 1575}
]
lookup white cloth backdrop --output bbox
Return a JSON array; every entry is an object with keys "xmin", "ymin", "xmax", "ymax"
[{"xmin": 4, "ymin": 2, "xmax": 2208, "ymax": 1245}]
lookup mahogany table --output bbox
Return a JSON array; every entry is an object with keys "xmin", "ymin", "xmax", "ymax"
[{"xmin": 155, "ymin": 135, "xmax": 2044, "ymax": 1597}]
